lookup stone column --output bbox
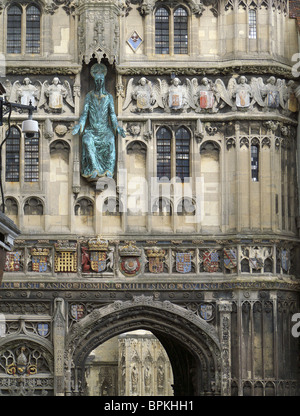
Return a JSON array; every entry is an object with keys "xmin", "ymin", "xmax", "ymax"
[
  {"xmin": 218, "ymin": 301, "xmax": 232, "ymax": 396},
  {"xmin": 53, "ymin": 298, "xmax": 66, "ymax": 396}
]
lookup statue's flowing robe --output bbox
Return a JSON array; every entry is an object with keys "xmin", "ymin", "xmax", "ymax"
[{"xmin": 79, "ymin": 91, "xmax": 118, "ymax": 179}]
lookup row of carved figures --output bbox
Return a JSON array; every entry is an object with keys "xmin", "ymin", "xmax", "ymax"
[
  {"xmin": 122, "ymin": 75, "xmax": 299, "ymax": 114},
  {"xmin": 2, "ymin": 77, "xmax": 75, "ymax": 113}
]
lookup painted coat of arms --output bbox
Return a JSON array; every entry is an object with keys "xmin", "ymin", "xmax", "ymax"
[
  {"xmin": 5, "ymin": 251, "xmax": 22, "ymax": 272},
  {"xmin": 38, "ymin": 323, "xmax": 49, "ymax": 337},
  {"xmin": 200, "ymin": 303, "xmax": 214, "ymax": 321},
  {"xmin": 199, "ymin": 90, "xmax": 214, "ymax": 109},
  {"xmin": 223, "ymin": 248, "xmax": 237, "ymax": 270},
  {"xmin": 203, "ymin": 250, "xmax": 219, "ymax": 273},
  {"xmin": 86, "ymin": 237, "xmax": 109, "ymax": 273},
  {"xmin": 176, "ymin": 253, "xmax": 192, "ymax": 273},
  {"xmin": 147, "ymin": 249, "xmax": 166, "ymax": 274},
  {"xmin": 31, "ymin": 248, "xmax": 49, "ymax": 272},
  {"xmin": 119, "ymin": 243, "xmax": 142, "ymax": 277},
  {"xmin": 71, "ymin": 304, "xmax": 85, "ymax": 321},
  {"xmin": 267, "ymin": 91, "xmax": 280, "ymax": 108},
  {"xmin": 249, "ymin": 255, "xmax": 264, "ymax": 270}
]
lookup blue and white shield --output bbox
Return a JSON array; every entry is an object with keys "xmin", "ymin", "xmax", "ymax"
[
  {"xmin": 38, "ymin": 323, "xmax": 49, "ymax": 337},
  {"xmin": 200, "ymin": 304, "xmax": 214, "ymax": 321},
  {"xmin": 176, "ymin": 253, "xmax": 192, "ymax": 273}
]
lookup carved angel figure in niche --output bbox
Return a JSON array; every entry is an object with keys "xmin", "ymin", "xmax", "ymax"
[
  {"xmin": 154, "ymin": 77, "xmax": 188, "ymax": 112},
  {"xmin": 3, "ymin": 78, "xmax": 42, "ymax": 107},
  {"xmin": 231, "ymin": 75, "xmax": 252, "ymax": 109},
  {"xmin": 123, "ymin": 77, "xmax": 157, "ymax": 112},
  {"xmin": 39, "ymin": 77, "xmax": 74, "ymax": 113},
  {"xmin": 194, "ymin": 77, "xmax": 220, "ymax": 113}
]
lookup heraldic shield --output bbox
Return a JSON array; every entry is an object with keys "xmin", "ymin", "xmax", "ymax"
[
  {"xmin": 223, "ymin": 248, "xmax": 237, "ymax": 270},
  {"xmin": 147, "ymin": 249, "xmax": 166, "ymax": 274},
  {"xmin": 200, "ymin": 303, "xmax": 214, "ymax": 321},
  {"xmin": 176, "ymin": 253, "xmax": 192, "ymax": 273},
  {"xmin": 203, "ymin": 250, "xmax": 219, "ymax": 273},
  {"xmin": 119, "ymin": 243, "xmax": 142, "ymax": 277},
  {"xmin": 90, "ymin": 251, "xmax": 107, "ymax": 272}
]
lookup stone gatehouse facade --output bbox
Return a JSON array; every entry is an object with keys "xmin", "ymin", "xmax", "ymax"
[{"xmin": 0, "ymin": 0, "xmax": 299, "ymax": 396}]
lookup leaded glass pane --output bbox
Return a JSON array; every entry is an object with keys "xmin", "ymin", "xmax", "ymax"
[
  {"xmin": 6, "ymin": 127, "xmax": 20, "ymax": 182},
  {"xmin": 174, "ymin": 7, "xmax": 188, "ymax": 54},
  {"xmin": 7, "ymin": 5, "xmax": 22, "ymax": 54},
  {"xmin": 26, "ymin": 5, "xmax": 41, "ymax": 54},
  {"xmin": 175, "ymin": 127, "xmax": 190, "ymax": 180},
  {"xmin": 157, "ymin": 127, "xmax": 171, "ymax": 179},
  {"xmin": 155, "ymin": 8, "xmax": 169, "ymax": 54}
]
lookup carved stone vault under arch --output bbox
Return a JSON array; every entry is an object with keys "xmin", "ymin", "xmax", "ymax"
[{"xmin": 65, "ymin": 296, "xmax": 223, "ymax": 396}]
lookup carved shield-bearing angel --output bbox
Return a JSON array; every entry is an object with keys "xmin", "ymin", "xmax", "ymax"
[
  {"xmin": 7, "ymin": 78, "xmax": 42, "ymax": 107},
  {"xmin": 155, "ymin": 77, "xmax": 187, "ymax": 112},
  {"xmin": 39, "ymin": 77, "xmax": 74, "ymax": 112},
  {"xmin": 123, "ymin": 77, "xmax": 157, "ymax": 112}
]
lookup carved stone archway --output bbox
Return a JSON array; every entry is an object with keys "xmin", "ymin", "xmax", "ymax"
[{"xmin": 65, "ymin": 296, "xmax": 224, "ymax": 396}]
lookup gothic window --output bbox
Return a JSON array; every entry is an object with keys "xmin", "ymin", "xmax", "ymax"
[
  {"xmin": 5, "ymin": 126, "xmax": 20, "ymax": 182},
  {"xmin": 249, "ymin": 9, "xmax": 257, "ymax": 39},
  {"xmin": 156, "ymin": 126, "xmax": 191, "ymax": 181},
  {"xmin": 25, "ymin": 132, "xmax": 39, "ymax": 182},
  {"xmin": 26, "ymin": 5, "xmax": 41, "ymax": 54},
  {"xmin": 155, "ymin": 6, "xmax": 189, "ymax": 55},
  {"xmin": 155, "ymin": 8, "xmax": 169, "ymax": 54},
  {"xmin": 7, "ymin": 5, "xmax": 22, "ymax": 54},
  {"xmin": 251, "ymin": 144, "xmax": 259, "ymax": 181},
  {"xmin": 75, "ymin": 198, "xmax": 94, "ymax": 216},
  {"xmin": 157, "ymin": 127, "xmax": 171, "ymax": 179},
  {"xmin": 24, "ymin": 197, "xmax": 43, "ymax": 215},
  {"xmin": 7, "ymin": 3, "xmax": 41, "ymax": 54},
  {"xmin": 173, "ymin": 7, "xmax": 188, "ymax": 54},
  {"xmin": 175, "ymin": 127, "xmax": 190, "ymax": 180}
]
